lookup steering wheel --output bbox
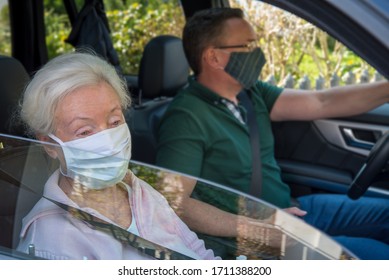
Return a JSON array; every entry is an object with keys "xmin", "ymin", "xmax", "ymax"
[{"xmin": 347, "ymin": 131, "xmax": 389, "ymax": 199}]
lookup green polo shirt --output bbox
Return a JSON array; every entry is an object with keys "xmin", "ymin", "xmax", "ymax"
[{"xmin": 156, "ymin": 78, "xmax": 291, "ymax": 211}]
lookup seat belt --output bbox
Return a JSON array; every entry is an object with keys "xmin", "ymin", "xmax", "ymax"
[
  {"xmin": 238, "ymin": 90, "xmax": 262, "ymax": 198},
  {"xmin": 0, "ymin": 168, "xmax": 194, "ymax": 260}
]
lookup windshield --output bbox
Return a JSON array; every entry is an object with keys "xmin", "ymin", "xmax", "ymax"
[{"xmin": 0, "ymin": 133, "xmax": 356, "ymax": 260}]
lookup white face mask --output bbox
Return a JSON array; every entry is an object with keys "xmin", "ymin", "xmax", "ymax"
[{"xmin": 49, "ymin": 123, "xmax": 132, "ymax": 190}]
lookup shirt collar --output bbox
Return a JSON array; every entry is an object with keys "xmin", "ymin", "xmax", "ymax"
[
  {"xmin": 187, "ymin": 76, "xmax": 247, "ymax": 125},
  {"xmin": 187, "ymin": 76, "xmax": 225, "ymax": 104}
]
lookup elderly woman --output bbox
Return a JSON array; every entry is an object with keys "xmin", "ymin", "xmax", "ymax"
[{"xmin": 16, "ymin": 52, "xmax": 217, "ymax": 260}]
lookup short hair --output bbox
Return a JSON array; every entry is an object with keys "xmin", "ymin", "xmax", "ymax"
[
  {"xmin": 20, "ymin": 51, "xmax": 131, "ymax": 136},
  {"xmin": 182, "ymin": 8, "xmax": 244, "ymax": 75}
]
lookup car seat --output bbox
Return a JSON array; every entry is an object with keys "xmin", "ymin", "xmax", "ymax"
[
  {"xmin": 0, "ymin": 139, "xmax": 58, "ymax": 250},
  {"xmin": 0, "ymin": 55, "xmax": 57, "ymax": 251},
  {"xmin": 126, "ymin": 35, "xmax": 190, "ymax": 164},
  {"xmin": 0, "ymin": 55, "xmax": 30, "ymax": 137},
  {"xmin": 0, "ymin": 55, "xmax": 30, "ymax": 249}
]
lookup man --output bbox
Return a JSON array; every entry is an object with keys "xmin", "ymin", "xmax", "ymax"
[{"xmin": 156, "ymin": 8, "xmax": 389, "ymax": 259}]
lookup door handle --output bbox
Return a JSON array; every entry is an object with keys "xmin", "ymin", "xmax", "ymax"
[{"xmin": 341, "ymin": 128, "xmax": 375, "ymax": 150}]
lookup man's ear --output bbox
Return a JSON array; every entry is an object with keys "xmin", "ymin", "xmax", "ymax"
[
  {"xmin": 203, "ymin": 47, "xmax": 224, "ymax": 70},
  {"xmin": 37, "ymin": 135, "xmax": 58, "ymax": 159}
]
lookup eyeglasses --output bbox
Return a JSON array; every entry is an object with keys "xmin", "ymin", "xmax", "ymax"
[{"xmin": 215, "ymin": 41, "xmax": 258, "ymax": 52}]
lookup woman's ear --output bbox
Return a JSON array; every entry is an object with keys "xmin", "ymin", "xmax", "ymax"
[{"xmin": 37, "ymin": 135, "xmax": 59, "ymax": 159}]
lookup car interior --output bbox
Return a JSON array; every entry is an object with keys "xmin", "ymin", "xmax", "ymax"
[
  {"xmin": 0, "ymin": 41, "xmax": 356, "ymax": 260},
  {"xmin": 0, "ymin": 55, "xmax": 36, "ymax": 250},
  {"xmin": 126, "ymin": 34, "xmax": 190, "ymax": 164},
  {"xmin": 1, "ymin": 1, "xmax": 191, "ymax": 252},
  {"xmin": 1, "ymin": 134, "xmax": 357, "ymax": 260},
  {"xmin": 0, "ymin": 35, "xmax": 189, "ymax": 252},
  {"xmin": 0, "ymin": 0, "xmax": 389, "ymax": 259},
  {"xmin": 0, "ymin": 55, "xmax": 30, "ymax": 137}
]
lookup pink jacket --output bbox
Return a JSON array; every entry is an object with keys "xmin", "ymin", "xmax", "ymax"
[{"xmin": 17, "ymin": 170, "xmax": 218, "ymax": 260}]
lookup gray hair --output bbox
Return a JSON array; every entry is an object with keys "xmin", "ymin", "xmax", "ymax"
[{"xmin": 20, "ymin": 51, "xmax": 131, "ymax": 136}]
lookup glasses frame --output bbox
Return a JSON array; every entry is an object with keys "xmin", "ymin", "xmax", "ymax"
[{"xmin": 215, "ymin": 41, "xmax": 258, "ymax": 52}]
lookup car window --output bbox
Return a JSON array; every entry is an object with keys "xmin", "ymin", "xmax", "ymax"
[
  {"xmin": 0, "ymin": 133, "xmax": 356, "ymax": 260},
  {"xmin": 1, "ymin": 0, "xmax": 186, "ymax": 61},
  {"xmin": 230, "ymin": 0, "xmax": 384, "ymax": 89},
  {"xmin": 105, "ymin": 0, "xmax": 185, "ymax": 74},
  {"xmin": 43, "ymin": 0, "xmax": 185, "ymax": 75}
]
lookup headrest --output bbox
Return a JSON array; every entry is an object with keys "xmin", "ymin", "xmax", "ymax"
[
  {"xmin": 138, "ymin": 35, "xmax": 190, "ymax": 99},
  {"xmin": 0, "ymin": 55, "xmax": 29, "ymax": 136}
]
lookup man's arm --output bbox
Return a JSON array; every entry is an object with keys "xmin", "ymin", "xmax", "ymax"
[
  {"xmin": 158, "ymin": 175, "xmax": 238, "ymax": 236},
  {"xmin": 161, "ymin": 176, "xmax": 306, "ymax": 245},
  {"xmin": 270, "ymin": 81, "xmax": 389, "ymax": 121},
  {"xmin": 176, "ymin": 179, "xmax": 305, "ymax": 249},
  {"xmin": 180, "ymin": 196, "xmax": 240, "ymax": 236}
]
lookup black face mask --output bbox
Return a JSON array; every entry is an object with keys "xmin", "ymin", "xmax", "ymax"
[{"xmin": 224, "ymin": 47, "xmax": 266, "ymax": 89}]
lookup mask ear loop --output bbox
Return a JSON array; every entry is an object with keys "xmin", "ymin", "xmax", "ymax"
[{"xmin": 48, "ymin": 133, "xmax": 71, "ymax": 178}]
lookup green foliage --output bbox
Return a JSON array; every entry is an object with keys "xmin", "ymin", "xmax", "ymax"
[
  {"xmin": 2, "ymin": 0, "xmax": 376, "ymax": 86},
  {"xmin": 43, "ymin": 0, "xmax": 184, "ymax": 74},
  {"xmin": 44, "ymin": 10, "xmax": 74, "ymax": 58},
  {"xmin": 129, "ymin": 162, "xmax": 184, "ymax": 211},
  {"xmin": 107, "ymin": 1, "xmax": 184, "ymax": 73},
  {"xmin": 44, "ymin": 0, "xmax": 67, "ymax": 14},
  {"xmin": 231, "ymin": 0, "xmax": 377, "ymax": 87},
  {"xmin": 44, "ymin": 0, "xmax": 85, "ymax": 14},
  {"xmin": 129, "ymin": 163, "xmax": 159, "ymax": 186},
  {"xmin": 0, "ymin": 4, "xmax": 11, "ymax": 55}
]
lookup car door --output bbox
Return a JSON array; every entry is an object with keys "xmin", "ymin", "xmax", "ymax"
[
  {"xmin": 0, "ymin": 133, "xmax": 356, "ymax": 260},
  {"xmin": 248, "ymin": 0, "xmax": 389, "ymax": 198}
]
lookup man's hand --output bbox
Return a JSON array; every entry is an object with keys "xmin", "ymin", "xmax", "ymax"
[{"xmin": 284, "ymin": 207, "xmax": 307, "ymax": 217}]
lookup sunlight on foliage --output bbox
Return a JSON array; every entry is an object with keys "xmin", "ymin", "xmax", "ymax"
[
  {"xmin": 0, "ymin": 1, "xmax": 184, "ymax": 66},
  {"xmin": 0, "ymin": 4, "xmax": 11, "ymax": 56},
  {"xmin": 231, "ymin": 0, "xmax": 377, "ymax": 87},
  {"xmin": 107, "ymin": 1, "xmax": 185, "ymax": 74},
  {"xmin": 0, "ymin": 0, "xmax": 379, "ymax": 87}
]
